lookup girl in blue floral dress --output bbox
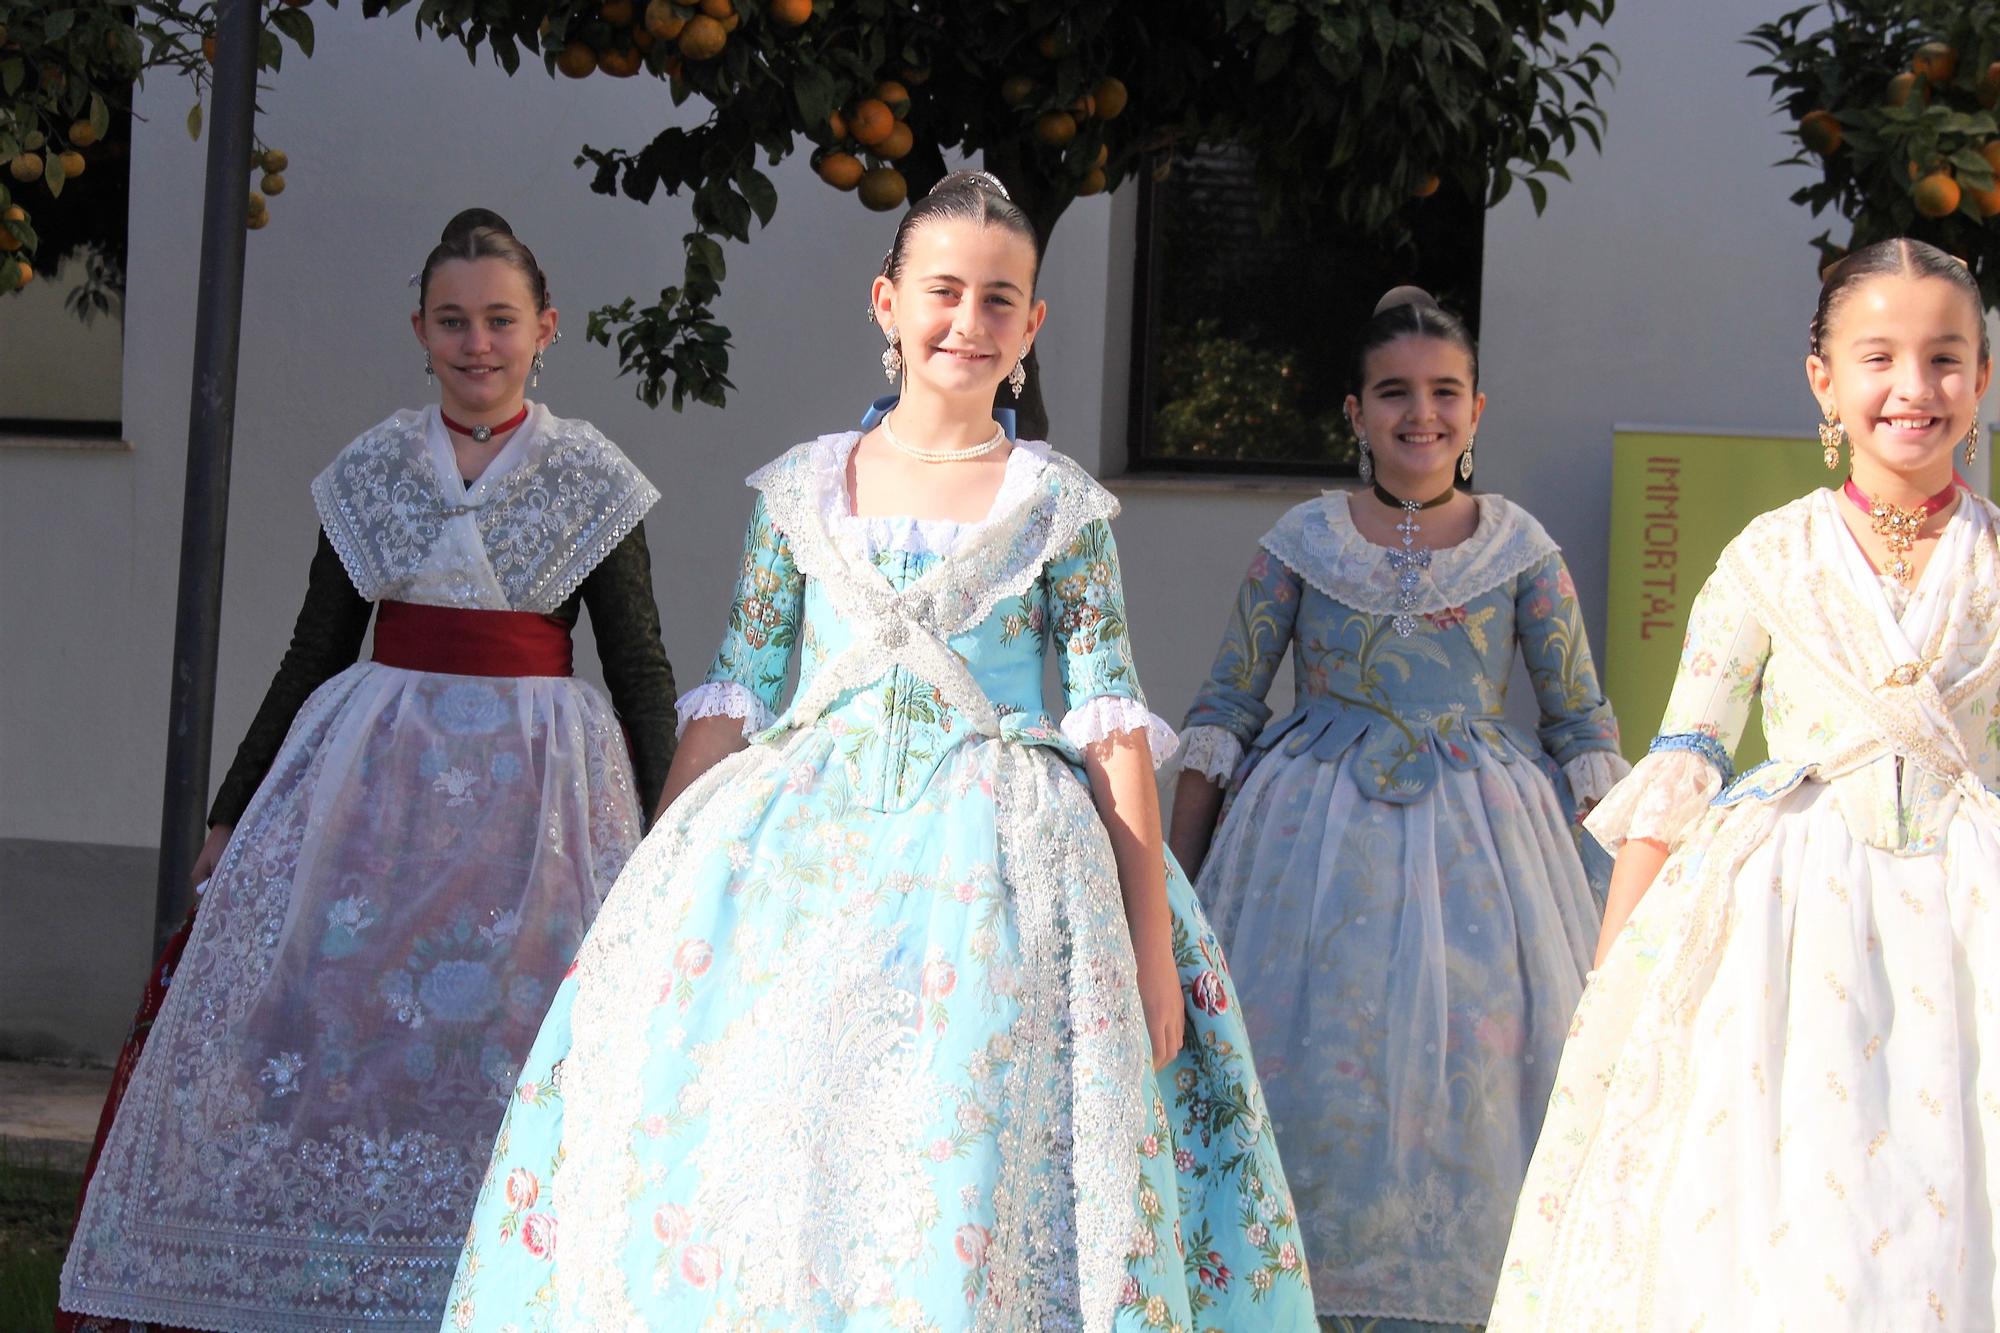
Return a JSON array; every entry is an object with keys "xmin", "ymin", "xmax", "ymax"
[
  {"xmin": 1167, "ymin": 290, "xmax": 1625, "ymax": 1333},
  {"xmin": 442, "ymin": 173, "xmax": 1316, "ymax": 1331}
]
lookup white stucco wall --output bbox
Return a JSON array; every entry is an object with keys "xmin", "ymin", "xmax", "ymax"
[{"xmin": 12, "ymin": 0, "xmax": 1980, "ymax": 1048}]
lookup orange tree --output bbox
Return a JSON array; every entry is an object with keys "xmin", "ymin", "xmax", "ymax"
[
  {"xmin": 367, "ymin": 0, "xmax": 1616, "ymax": 431},
  {"xmin": 1, "ymin": 0, "xmax": 316, "ymax": 301},
  {"xmin": 1750, "ymin": 1, "xmax": 2000, "ymax": 304}
]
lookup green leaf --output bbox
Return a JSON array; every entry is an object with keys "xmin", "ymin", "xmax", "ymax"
[
  {"xmin": 738, "ymin": 167, "xmax": 777, "ymax": 226},
  {"xmin": 44, "ymin": 150, "xmax": 65, "ymax": 197},
  {"xmin": 0, "ymin": 59, "xmax": 23, "ymax": 97},
  {"xmin": 272, "ymin": 7, "xmax": 315, "ymax": 56},
  {"xmin": 259, "ymin": 27, "xmax": 284, "ymax": 71},
  {"xmin": 187, "ymin": 101, "xmax": 203, "ymax": 141},
  {"xmin": 43, "ymin": 10, "xmax": 75, "ymax": 41},
  {"xmin": 88, "ymin": 93, "xmax": 109, "ymax": 140}
]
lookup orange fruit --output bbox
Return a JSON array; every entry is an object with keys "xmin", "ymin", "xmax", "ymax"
[
  {"xmin": 556, "ymin": 41, "xmax": 597, "ymax": 76},
  {"xmin": 849, "ymin": 98, "xmax": 895, "ymax": 146},
  {"xmin": 1069, "ymin": 92, "xmax": 1096, "ymax": 119},
  {"xmin": 246, "ymin": 211, "xmax": 268, "ymax": 230},
  {"xmin": 57, "ymin": 151, "xmax": 83, "ymax": 179},
  {"xmin": 874, "ymin": 80, "xmax": 910, "ymax": 113},
  {"xmin": 698, "ymin": 0, "xmax": 731, "ymax": 17},
  {"xmin": 601, "ymin": 0, "xmax": 635, "ymax": 21},
  {"xmin": 202, "ymin": 34, "xmax": 217, "ymax": 63},
  {"xmin": 9, "ymin": 152, "xmax": 41, "ymax": 183},
  {"xmin": 1093, "ymin": 143, "xmax": 1108, "ymax": 169},
  {"xmin": 1913, "ymin": 40, "xmax": 1957, "ymax": 84},
  {"xmin": 632, "ymin": 26, "xmax": 654, "ymax": 50},
  {"xmin": 770, "ymin": 0, "xmax": 812, "ymax": 25},
  {"xmin": 1000, "ymin": 75, "xmax": 1035, "ymax": 107},
  {"xmin": 1093, "ymin": 76, "xmax": 1127, "ymax": 120},
  {"xmin": 15, "ymin": 260, "xmax": 32, "ymax": 286},
  {"xmin": 247, "ymin": 189, "xmax": 266, "ymax": 213},
  {"xmin": 2, "ymin": 205, "xmax": 24, "ymax": 222},
  {"xmin": 1798, "ymin": 109, "xmax": 1841, "ymax": 156},
  {"xmin": 599, "ymin": 46, "xmax": 642, "ymax": 75},
  {"xmin": 1036, "ymin": 30, "xmax": 1067, "ymax": 59},
  {"xmin": 1980, "ymin": 61, "xmax": 2000, "ymax": 108},
  {"xmin": 721, "ymin": 11, "xmax": 738, "ymax": 29},
  {"xmin": 678, "ymin": 14, "xmax": 726, "ymax": 58},
  {"xmin": 858, "ymin": 166, "xmax": 907, "ymax": 211},
  {"xmin": 1971, "ymin": 182, "xmax": 2000, "ymax": 218},
  {"xmin": 1913, "ymin": 171, "xmax": 1961, "ymax": 218},
  {"xmin": 817, "ymin": 150, "xmax": 863, "ymax": 190},
  {"xmin": 1411, "ymin": 172, "xmax": 1440, "ymax": 198},
  {"xmin": 1034, "ymin": 111, "xmax": 1076, "ymax": 147},
  {"xmin": 900, "ymin": 64, "xmax": 930, "ymax": 85},
  {"xmin": 1886, "ymin": 71, "xmax": 1923, "ymax": 107},
  {"xmin": 261, "ymin": 148, "xmax": 288, "ymax": 172},
  {"xmin": 877, "ymin": 121, "xmax": 914, "ymax": 160},
  {"xmin": 1077, "ymin": 167, "xmax": 1106, "ymax": 196},
  {"xmin": 261, "ymin": 171, "xmax": 286, "ymax": 195},
  {"xmin": 1983, "ymin": 140, "xmax": 2000, "ymax": 174},
  {"xmin": 0, "ymin": 229, "xmax": 18, "ymax": 252},
  {"xmin": 68, "ymin": 120, "xmax": 99, "ymax": 149},
  {"xmin": 827, "ymin": 108, "xmax": 847, "ymax": 140},
  {"xmin": 644, "ymin": 0, "xmax": 685, "ymax": 39}
]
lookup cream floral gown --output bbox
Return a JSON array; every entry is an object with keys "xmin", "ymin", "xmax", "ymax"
[
  {"xmin": 1491, "ymin": 489, "xmax": 2000, "ymax": 1330},
  {"xmin": 442, "ymin": 434, "xmax": 1318, "ymax": 1331}
]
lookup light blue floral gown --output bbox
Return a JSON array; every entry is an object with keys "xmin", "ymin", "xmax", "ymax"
[
  {"xmin": 1177, "ymin": 492, "xmax": 1626, "ymax": 1332},
  {"xmin": 443, "ymin": 434, "xmax": 1317, "ymax": 1332}
]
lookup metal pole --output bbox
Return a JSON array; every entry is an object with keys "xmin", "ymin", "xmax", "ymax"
[{"xmin": 152, "ymin": 0, "xmax": 259, "ymax": 953}]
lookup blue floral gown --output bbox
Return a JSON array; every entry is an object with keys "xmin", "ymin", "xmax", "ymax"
[
  {"xmin": 443, "ymin": 434, "xmax": 1318, "ymax": 1331},
  {"xmin": 1176, "ymin": 493, "xmax": 1626, "ymax": 1331}
]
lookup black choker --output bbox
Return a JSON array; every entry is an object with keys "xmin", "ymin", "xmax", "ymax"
[{"xmin": 1372, "ymin": 482, "xmax": 1455, "ymax": 511}]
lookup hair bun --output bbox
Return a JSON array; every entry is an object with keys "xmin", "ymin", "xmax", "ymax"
[
  {"xmin": 440, "ymin": 207, "xmax": 513, "ymax": 245},
  {"xmin": 1373, "ymin": 284, "xmax": 1439, "ymax": 317}
]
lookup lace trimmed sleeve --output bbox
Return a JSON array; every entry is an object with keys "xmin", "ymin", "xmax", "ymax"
[
  {"xmin": 1584, "ymin": 742, "xmax": 1725, "ymax": 851},
  {"xmin": 1046, "ymin": 517, "xmax": 1175, "ymax": 767},
  {"xmin": 1178, "ymin": 543, "xmax": 1304, "ymax": 784},
  {"xmin": 692, "ymin": 493, "xmax": 804, "ymax": 732}
]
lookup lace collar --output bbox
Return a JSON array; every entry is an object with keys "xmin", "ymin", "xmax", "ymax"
[
  {"xmin": 1260, "ymin": 490, "xmax": 1560, "ymax": 616},
  {"xmin": 824, "ymin": 431, "xmax": 1054, "ymax": 557}
]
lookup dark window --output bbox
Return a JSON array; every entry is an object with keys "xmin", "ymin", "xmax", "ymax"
[{"xmin": 1126, "ymin": 143, "xmax": 1485, "ymax": 476}]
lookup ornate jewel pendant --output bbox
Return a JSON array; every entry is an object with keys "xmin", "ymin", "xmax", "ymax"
[
  {"xmin": 1385, "ymin": 501, "xmax": 1431, "ymax": 637},
  {"xmin": 469, "ymin": 424, "xmax": 493, "ymax": 443},
  {"xmin": 1868, "ymin": 500, "xmax": 1925, "ymax": 587}
]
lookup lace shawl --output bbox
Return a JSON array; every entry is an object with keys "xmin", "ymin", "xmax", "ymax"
[
  {"xmin": 311, "ymin": 405, "xmax": 658, "ymax": 614},
  {"xmin": 1260, "ymin": 491, "xmax": 1560, "ymax": 618}
]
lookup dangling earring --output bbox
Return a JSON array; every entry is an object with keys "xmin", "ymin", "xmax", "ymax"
[
  {"xmin": 1967, "ymin": 418, "xmax": 1981, "ymax": 469},
  {"xmin": 1458, "ymin": 434, "xmax": 1475, "ymax": 482},
  {"xmin": 424, "ymin": 351, "xmax": 434, "ymax": 387},
  {"xmin": 882, "ymin": 324, "xmax": 903, "ymax": 383},
  {"xmin": 1007, "ymin": 343, "xmax": 1029, "ymax": 399},
  {"xmin": 1819, "ymin": 410, "xmax": 1844, "ymax": 470},
  {"xmin": 1357, "ymin": 434, "xmax": 1373, "ymax": 486},
  {"xmin": 531, "ymin": 350, "xmax": 545, "ymax": 389}
]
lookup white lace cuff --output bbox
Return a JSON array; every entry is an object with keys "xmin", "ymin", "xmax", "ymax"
[
  {"xmin": 1061, "ymin": 695, "xmax": 1180, "ymax": 769},
  {"xmin": 1583, "ymin": 749, "xmax": 1722, "ymax": 852},
  {"xmin": 1176, "ymin": 725, "xmax": 1244, "ymax": 785},
  {"xmin": 1563, "ymin": 750, "xmax": 1633, "ymax": 808},
  {"xmin": 675, "ymin": 681, "xmax": 774, "ymax": 739}
]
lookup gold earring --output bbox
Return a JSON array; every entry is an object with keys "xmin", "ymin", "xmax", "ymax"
[
  {"xmin": 1968, "ymin": 419, "xmax": 1981, "ymax": 469},
  {"xmin": 1819, "ymin": 411, "xmax": 1844, "ymax": 471}
]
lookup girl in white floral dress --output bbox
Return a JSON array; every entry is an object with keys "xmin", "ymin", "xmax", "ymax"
[{"xmin": 1491, "ymin": 240, "xmax": 2000, "ymax": 1329}]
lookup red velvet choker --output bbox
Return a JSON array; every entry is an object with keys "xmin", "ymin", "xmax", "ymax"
[{"xmin": 440, "ymin": 404, "xmax": 529, "ymax": 444}]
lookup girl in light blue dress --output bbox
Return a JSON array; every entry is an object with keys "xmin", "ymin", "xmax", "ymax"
[
  {"xmin": 442, "ymin": 172, "xmax": 1317, "ymax": 1332},
  {"xmin": 1167, "ymin": 290, "xmax": 1625, "ymax": 1333}
]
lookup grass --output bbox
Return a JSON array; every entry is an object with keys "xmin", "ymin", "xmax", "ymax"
[{"xmin": 0, "ymin": 1139, "xmax": 83, "ymax": 1333}]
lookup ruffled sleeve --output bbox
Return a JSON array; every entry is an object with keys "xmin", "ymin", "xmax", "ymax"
[
  {"xmin": 1178, "ymin": 546, "xmax": 1304, "ymax": 785},
  {"xmin": 1046, "ymin": 517, "xmax": 1176, "ymax": 767},
  {"xmin": 685, "ymin": 493, "xmax": 803, "ymax": 736},
  {"xmin": 1583, "ymin": 559, "xmax": 1770, "ymax": 851},
  {"xmin": 1562, "ymin": 749, "xmax": 1632, "ymax": 808}
]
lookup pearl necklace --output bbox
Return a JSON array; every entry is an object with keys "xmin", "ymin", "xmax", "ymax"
[{"xmin": 882, "ymin": 413, "xmax": 1007, "ymax": 464}]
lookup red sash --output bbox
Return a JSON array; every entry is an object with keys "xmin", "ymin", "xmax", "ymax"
[{"xmin": 372, "ymin": 601, "xmax": 574, "ymax": 677}]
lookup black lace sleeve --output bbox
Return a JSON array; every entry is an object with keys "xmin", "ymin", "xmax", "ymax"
[
  {"xmin": 579, "ymin": 522, "xmax": 677, "ymax": 817},
  {"xmin": 207, "ymin": 529, "xmax": 373, "ymax": 827}
]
